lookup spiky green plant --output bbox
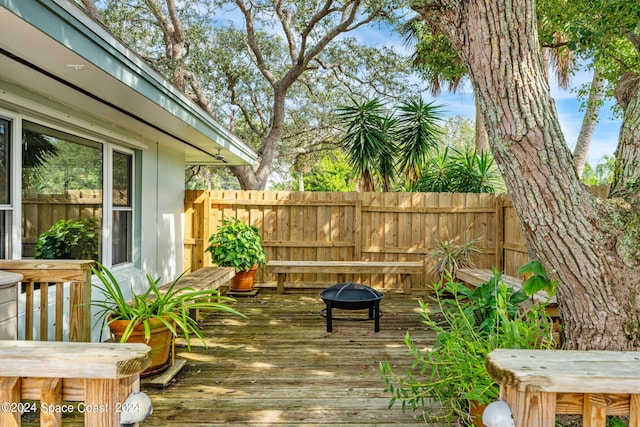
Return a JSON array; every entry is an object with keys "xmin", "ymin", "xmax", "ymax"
[{"xmin": 90, "ymin": 263, "xmax": 245, "ymax": 350}]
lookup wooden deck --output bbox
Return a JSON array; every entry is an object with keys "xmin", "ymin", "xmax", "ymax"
[{"xmin": 24, "ymin": 291, "xmax": 438, "ymax": 426}]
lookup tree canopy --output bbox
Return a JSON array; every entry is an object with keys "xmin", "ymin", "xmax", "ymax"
[{"xmin": 88, "ymin": 0, "xmax": 421, "ymax": 190}]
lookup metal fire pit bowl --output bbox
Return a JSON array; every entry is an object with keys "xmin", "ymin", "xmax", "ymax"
[{"xmin": 320, "ymin": 282, "xmax": 384, "ymax": 332}]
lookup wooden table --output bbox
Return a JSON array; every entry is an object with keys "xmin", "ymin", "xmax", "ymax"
[
  {"xmin": 486, "ymin": 349, "xmax": 640, "ymax": 426},
  {"xmin": 0, "ymin": 340, "xmax": 151, "ymax": 426}
]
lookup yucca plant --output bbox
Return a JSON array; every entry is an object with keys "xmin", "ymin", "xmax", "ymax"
[
  {"xmin": 90, "ymin": 263, "xmax": 245, "ymax": 350},
  {"xmin": 426, "ymin": 236, "xmax": 484, "ymax": 278}
]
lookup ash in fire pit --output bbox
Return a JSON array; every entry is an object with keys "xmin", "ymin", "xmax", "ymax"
[{"xmin": 320, "ymin": 282, "xmax": 384, "ymax": 332}]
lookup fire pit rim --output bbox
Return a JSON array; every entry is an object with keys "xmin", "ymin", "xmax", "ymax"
[{"xmin": 319, "ymin": 282, "xmax": 384, "ymax": 304}]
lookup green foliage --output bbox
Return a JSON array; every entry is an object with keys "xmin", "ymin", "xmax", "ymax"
[
  {"xmin": 336, "ymin": 97, "xmax": 444, "ymax": 191},
  {"xmin": 537, "ymin": 0, "xmax": 640, "ymax": 107},
  {"xmin": 205, "ymin": 218, "xmax": 267, "ymax": 272},
  {"xmin": 98, "ymin": 0, "xmax": 421, "ymax": 189},
  {"xmin": 412, "ymin": 147, "xmax": 505, "ymax": 193},
  {"xmin": 607, "ymin": 417, "xmax": 628, "ymax": 427},
  {"xmin": 450, "ymin": 269, "xmax": 530, "ymax": 333},
  {"xmin": 581, "ymin": 155, "xmax": 615, "ymax": 185},
  {"xmin": 301, "ymin": 151, "xmax": 356, "ymax": 192},
  {"xmin": 35, "ymin": 217, "xmax": 99, "ymax": 260},
  {"xmin": 185, "ymin": 165, "xmax": 241, "ymax": 190},
  {"xmin": 517, "ymin": 259, "xmax": 558, "ymax": 298},
  {"xmin": 22, "ymin": 137, "xmax": 102, "ymax": 193},
  {"xmin": 395, "ymin": 99, "xmax": 444, "ymax": 186},
  {"xmin": 402, "ymin": 19, "xmax": 467, "ymax": 95},
  {"xmin": 90, "ymin": 263, "xmax": 245, "ymax": 350},
  {"xmin": 381, "ymin": 270, "xmax": 556, "ymax": 425},
  {"xmin": 426, "ymin": 236, "xmax": 484, "ymax": 277},
  {"xmin": 438, "ymin": 116, "xmax": 476, "ymax": 152},
  {"xmin": 337, "ymin": 98, "xmax": 396, "ymax": 191}
]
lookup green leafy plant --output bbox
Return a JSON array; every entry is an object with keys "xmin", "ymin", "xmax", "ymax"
[
  {"xmin": 90, "ymin": 263, "xmax": 245, "ymax": 350},
  {"xmin": 518, "ymin": 259, "xmax": 558, "ymax": 298},
  {"xmin": 381, "ymin": 269, "xmax": 556, "ymax": 425},
  {"xmin": 451, "ymin": 268, "xmax": 529, "ymax": 333},
  {"xmin": 607, "ymin": 417, "xmax": 628, "ymax": 427},
  {"xmin": 412, "ymin": 147, "xmax": 505, "ymax": 193},
  {"xmin": 206, "ymin": 218, "xmax": 267, "ymax": 272},
  {"xmin": 35, "ymin": 216, "xmax": 99, "ymax": 260},
  {"xmin": 426, "ymin": 236, "xmax": 484, "ymax": 277}
]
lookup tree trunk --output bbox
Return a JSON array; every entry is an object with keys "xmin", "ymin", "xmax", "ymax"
[
  {"xmin": 610, "ymin": 73, "xmax": 640, "ymax": 200},
  {"xmin": 574, "ymin": 68, "xmax": 605, "ymax": 177},
  {"xmin": 415, "ymin": 0, "xmax": 640, "ymax": 350},
  {"xmin": 474, "ymin": 98, "xmax": 487, "ymax": 153}
]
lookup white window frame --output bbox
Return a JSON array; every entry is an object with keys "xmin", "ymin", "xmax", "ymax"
[
  {"xmin": 0, "ymin": 110, "xmax": 22, "ymax": 260},
  {"xmin": 6, "ymin": 115, "xmax": 138, "ymax": 268},
  {"xmin": 103, "ymin": 145, "xmax": 135, "ymax": 268}
]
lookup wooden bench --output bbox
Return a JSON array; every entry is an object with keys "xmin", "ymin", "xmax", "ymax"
[
  {"xmin": 0, "ymin": 340, "xmax": 150, "ymax": 426},
  {"xmin": 487, "ymin": 349, "xmax": 640, "ymax": 427},
  {"xmin": 266, "ymin": 260, "xmax": 424, "ymax": 294},
  {"xmin": 456, "ymin": 268, "xmax": 558, "ymax": 317},
  {"xmin": 161, "ymin": 266, "xmax": 236, "ymax": 292}
]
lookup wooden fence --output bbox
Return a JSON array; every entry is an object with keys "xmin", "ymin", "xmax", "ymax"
[{"xmin": 184, "ymin": 191, "xmax": 529, "ymax": 291}]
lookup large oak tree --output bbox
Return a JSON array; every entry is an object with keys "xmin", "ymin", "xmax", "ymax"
[
  {"xmin": 86, "ymin": 0, "xmax": 416, "ymax": 190},
  {"xmin": 414, "ymin": 0, "xmax": 640, "ymax": 350}
]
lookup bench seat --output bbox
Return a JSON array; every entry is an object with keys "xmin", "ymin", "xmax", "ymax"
[
  {"xmin": 266, "ymin": 260, "xmax": 424, "ymax": 293},
  {"xmin": 161, "ymin": 266, "xmax": 236, "ymax": 292}
]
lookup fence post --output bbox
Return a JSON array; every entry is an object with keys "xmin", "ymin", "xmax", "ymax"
[
  {"xmin": 202, "ymin": 191, "xmax": 212, "ymax": 270},
  {"xmin": 495, "ymin": 194, "xmax": 505, "ymax": 271}
]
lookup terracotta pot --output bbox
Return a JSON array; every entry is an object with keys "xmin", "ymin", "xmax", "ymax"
[
  {"xmin": 469, "ymin": 400, "xmax": 487, "ymax": 427},
  {"xmin": 109, "ymin": 316, "xmax": 175, "ymax": 377},
  {"xmin": 231, "ymin": 265, "xmax": 258, "ymax": 291}
]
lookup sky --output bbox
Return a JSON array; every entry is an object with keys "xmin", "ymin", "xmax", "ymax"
[
  {"xmin": 426, "ymin": 76, "xmax": 621, "ymax": 167},
  {"xmin": 356, "ymin": 22, "xmax": 622, "ymax": 168}
]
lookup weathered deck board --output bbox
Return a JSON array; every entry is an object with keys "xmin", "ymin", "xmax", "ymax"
[{"xmin": 23, "ymin": 292, "xmax": 439, "ymax": 426}]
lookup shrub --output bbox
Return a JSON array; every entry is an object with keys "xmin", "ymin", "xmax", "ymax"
[
  {"xmin": 381, "ymin": 269, "xmax": 556, "ymax": 425},
  {"xmin": 35, "ymin": 216, "xmax": 99, "ymax": 260},
  {"xmin": 205, "ymin": 218, "xmax": 266, "ymax": 272}
]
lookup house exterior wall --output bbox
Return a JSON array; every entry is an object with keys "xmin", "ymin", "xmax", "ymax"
[
  {"xmin": 0, "ymin": 0, "xmax": 254, "ymax": 342},
  {"xmin": 0, "ymin": 87, "xmax": 188, "ymax": 341}
]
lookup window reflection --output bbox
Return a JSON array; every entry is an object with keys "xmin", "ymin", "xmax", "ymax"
[{"xmin": 21, "ymin": 122, "xmax": 103, "ymax": 260}]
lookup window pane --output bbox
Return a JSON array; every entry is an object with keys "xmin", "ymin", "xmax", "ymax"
[
  {"xmin": 0, "ymin": 118, "xmax": 10, "ymax": 204},
  {"xmin": 113, "ymin": 151, "xmax": 132, "ymax": 207},
  {"xmin": 112, "ymin": 150, "xmax": 132, "ymax": 265},
  {"xmin": 22, "ymin": 122, "xmax": 102, "ymax": 259},
  {"xmin": 112, "ymin": 210, "xmax": 131, "ymax": 265},
  {"xmin": 0, "ymin": 119, "xmax": 11, "ymax": 259}
]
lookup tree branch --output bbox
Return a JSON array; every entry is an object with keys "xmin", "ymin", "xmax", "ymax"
[
  {"xmin": 79, "ymin": 0, "xmax": 105, "ymax": 25},
  {"xmin": 235, "ymin": 0, "xmax": 277, "ymax": 85},
  {"xmin": 226, "ymin": 73, "xmax": 264, "ymax": 136},
  {"xmin": 275, "ymin": 0, "xmax": 298, "ymax": 64}
]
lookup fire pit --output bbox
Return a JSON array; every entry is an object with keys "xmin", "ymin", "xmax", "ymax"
[{"xmin": 319, "ymin": 283, "xmax": 384, "ymax": 332}]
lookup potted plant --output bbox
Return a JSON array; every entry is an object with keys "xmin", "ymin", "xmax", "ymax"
[
  {"xmin": 381, "ymin": 268, "xmax": 556, "ymax": 426},
  {"xmin": 205, "ymin": 218, "xmax": 267, "ymax": 292},
  {"xmin": 90, "ymin": 263, "xmax": 245, "ymax": 377},
  {"xmin": 35, "ymin": 216, "xmax": 99, "ymax": 260}
]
